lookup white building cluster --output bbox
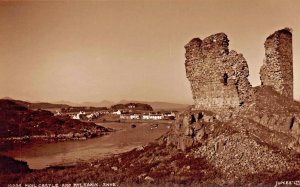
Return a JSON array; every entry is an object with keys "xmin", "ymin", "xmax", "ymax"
[
  {"xmin": 115, "ymin": 111, "xmax": 176, "ymax": 120},
  {"xmin": 65, "ymin": 108, "xmax": 176, "ymax": 121}
]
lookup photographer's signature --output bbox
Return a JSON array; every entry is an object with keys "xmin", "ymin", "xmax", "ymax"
[{"xmin": 275, "ymin": 180, "xmax": 300, "ymax": 186}]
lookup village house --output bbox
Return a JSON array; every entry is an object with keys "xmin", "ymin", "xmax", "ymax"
[
  {"xmin": 120, "ymin": 113, "xmax": 140, "ymax": 120},
  {"xmin": 142, "ymin": 113, "xmax": 164, "ymax": 120},
  {"xmin": 128, "ymin": 105, "xmax": 136, "ymax": 109},
  {"xmin": 112, "ymin": 110, "xmax": 121, "ymax": 115},
  {"xmin": 99, "ymin": 110, "xmax": 109, "ymax": 114},
  {"xmin": 130, "ymin": 114, "xmax": 140, "ymax": 119},
  {"xmin": 86, "ymin": 112, "xmax": 100, "ymax": 120},
  {"xmin": 120, "ymin": 114, "xmax": 131, "ymax": 119},
  {"xmin": 71, "ymin": 111, "xmax": 86, "ymax": 120}
]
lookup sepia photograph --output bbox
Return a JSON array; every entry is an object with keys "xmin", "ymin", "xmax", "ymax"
[{"xmin": 0, "ymin": 0, "xmax": 300, "ymax": 186}]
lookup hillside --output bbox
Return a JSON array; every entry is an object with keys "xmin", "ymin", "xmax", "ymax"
[
  {"xmin": 61, "ymin": 106, "xmax": 108, "ymax": 113},
  {"xmin": 1, "ymin": 98, "xmax": 70, "ymax": 110},
  {"xmin": 11, "ymin": 98, "xmax": 190, "ymax": 111},
  {"xmin": 118, "ymin": 100, "xmax": 189, "ymax": 110},
  {"xmin": 54, "ymin": 100, "xmax": 115, "ymax": 108},
  {"xmin": 0, "ymin": 99, "xmax": 110, "ymax": 143},
  {"xmin": 4, "ymin": 86, "xmax": 300, "ymax": 186},
  {"xmin": 6, "ymin": 119, "xmax": 300, "ymax": 186}
]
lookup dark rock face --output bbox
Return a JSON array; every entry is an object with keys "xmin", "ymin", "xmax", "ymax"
[
  {"xmin": 0, "ymin": 155, "xmax": 31, "ymax": 174},
  {"xmin": 260, "ymin": 28, "xmax": 293, "ymax": 99},
  {"xmin": 167, "ymin": 110, "xmax": 216, "ymax": 151},
  {"xmin": 185, "ymin": 33, "xmax": 253, "ymax": 110}
]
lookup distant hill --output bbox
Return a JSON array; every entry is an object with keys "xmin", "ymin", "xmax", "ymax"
[
  {"xmin": 1, "ymin": 97, "xmax": 70, "ymax": 110},
  {"xmin": 61, "ymin": 106, "xmax": 108, "ymax": 113},
  {"xmin": 2, "ymin": 97, "xmax": 189, "ymax": 110},
  {"xmin": 80, "ymin": 100, "xmax": 115, "ymax": 107},
  {"xmin": 1, "ymin": 97, "xmax": 13, "ymax": 100},
  {"xmin": 54, "ymin": 100, "xmax": 114, "ymax": 108},
  {"xmin": 53, "ymin": 100, "xmax": 78, "ymax": 107},
  {"xmin": 111, "ymin": 103, "xmax": 153, "ymax": 111},
  {"xmin": 117, "ymin": 100, "xmax": 189, "ymax": 111}
]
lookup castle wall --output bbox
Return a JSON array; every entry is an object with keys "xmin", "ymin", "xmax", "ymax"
[
  {"xmin": 185, "ymin": 33, "xmax": 253, "ymax": 110},
  {"xmin": 260, "ymin": 28, "xmax": 293, "ymax": 99}
]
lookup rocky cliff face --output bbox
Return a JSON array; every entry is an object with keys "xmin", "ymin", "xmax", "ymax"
[{"xmin": 185, "ymin": 33, "xmax": 253, "ymax": 110}]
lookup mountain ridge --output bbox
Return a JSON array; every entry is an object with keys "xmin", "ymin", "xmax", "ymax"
[{"xmin": 1, "ymin": 97, "xmax": 190, "ymax": 110}]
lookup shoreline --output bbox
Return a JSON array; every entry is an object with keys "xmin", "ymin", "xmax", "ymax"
[
  {"xmin": 0, "ymin": 128, "xmax": 115, "ymax": 152},
  {"xmin": 0, "ymin": 122, "xmax": 171, "ymax": 170}
]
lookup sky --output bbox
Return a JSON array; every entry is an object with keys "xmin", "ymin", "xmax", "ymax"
[{"xmin": 0, "ymin": 0, "xmax": 300, "ymax": 104}]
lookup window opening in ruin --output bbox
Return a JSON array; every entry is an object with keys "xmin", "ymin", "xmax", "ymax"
[
  {"xmin": 223, "ymin": 73, "xmax": 228, "ymax": 86},
  {"xmin": 191, "ymin": 128, "xmax": 196, "ymax": 138},
  {"xmin": 198, "ymin": 112, "xmax": 203, "ymax": 120},
  {"xmin": 290, "ymin": 117, "xmax": 295, "ymax": 130},
  {"xmin": 191, "ymin": 114, "xmax": 196, "ymax": 123}
]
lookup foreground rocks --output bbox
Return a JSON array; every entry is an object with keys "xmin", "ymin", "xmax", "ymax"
[
  {"xmin": 165, "ymin": 85, "xmax": 300, "ymax": 185},
  {"xmin": 2, "ymin": 138, "xmax": 299, "ymax": 186},
  {"xmin": 1, "ymin": 142, "xmax": 219, "ymax": 185}
]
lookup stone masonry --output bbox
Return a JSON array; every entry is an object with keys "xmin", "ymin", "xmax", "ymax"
[
  {"xmin": 185, "ymin": 33, "xmax": 253, "ymax": 110},
  {"xmin": 174, "ymin": 28, "xmax": 297, "ymax": 151},
  {"xmin": 260, "ymin": 28, "xmax": 293, "ymax": 99},
  {"xmin": 185, "ymin": 28, "xmax": 293, "ymax": 110}
]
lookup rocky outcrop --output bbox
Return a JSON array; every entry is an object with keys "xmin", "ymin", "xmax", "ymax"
[
  {"xmin": 260, "ymin": 28, "xmax": 293, "ymax": 99},
  {"xmin": 167, "ymin": 110, "xmax": 217, "ymax": 151},
  {"xmin": 185, "ymin": 33, "xmax": 253, "ymax": 110},
  {"xmin": 167, "ymin": 108, "xmax": 300, "ymax": 152}
]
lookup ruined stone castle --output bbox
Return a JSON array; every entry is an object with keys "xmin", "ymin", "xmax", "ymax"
[
  {"xmin": 166, "ymin": 28, "xmax": 299, "ymax": 152},
  {"xmin": 165, "ymin": 28, "xmax": 300, "ymax": 153},
  {"xmin": 185, "ymin": 28, "xmax": 293, "ymax": 110}
]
